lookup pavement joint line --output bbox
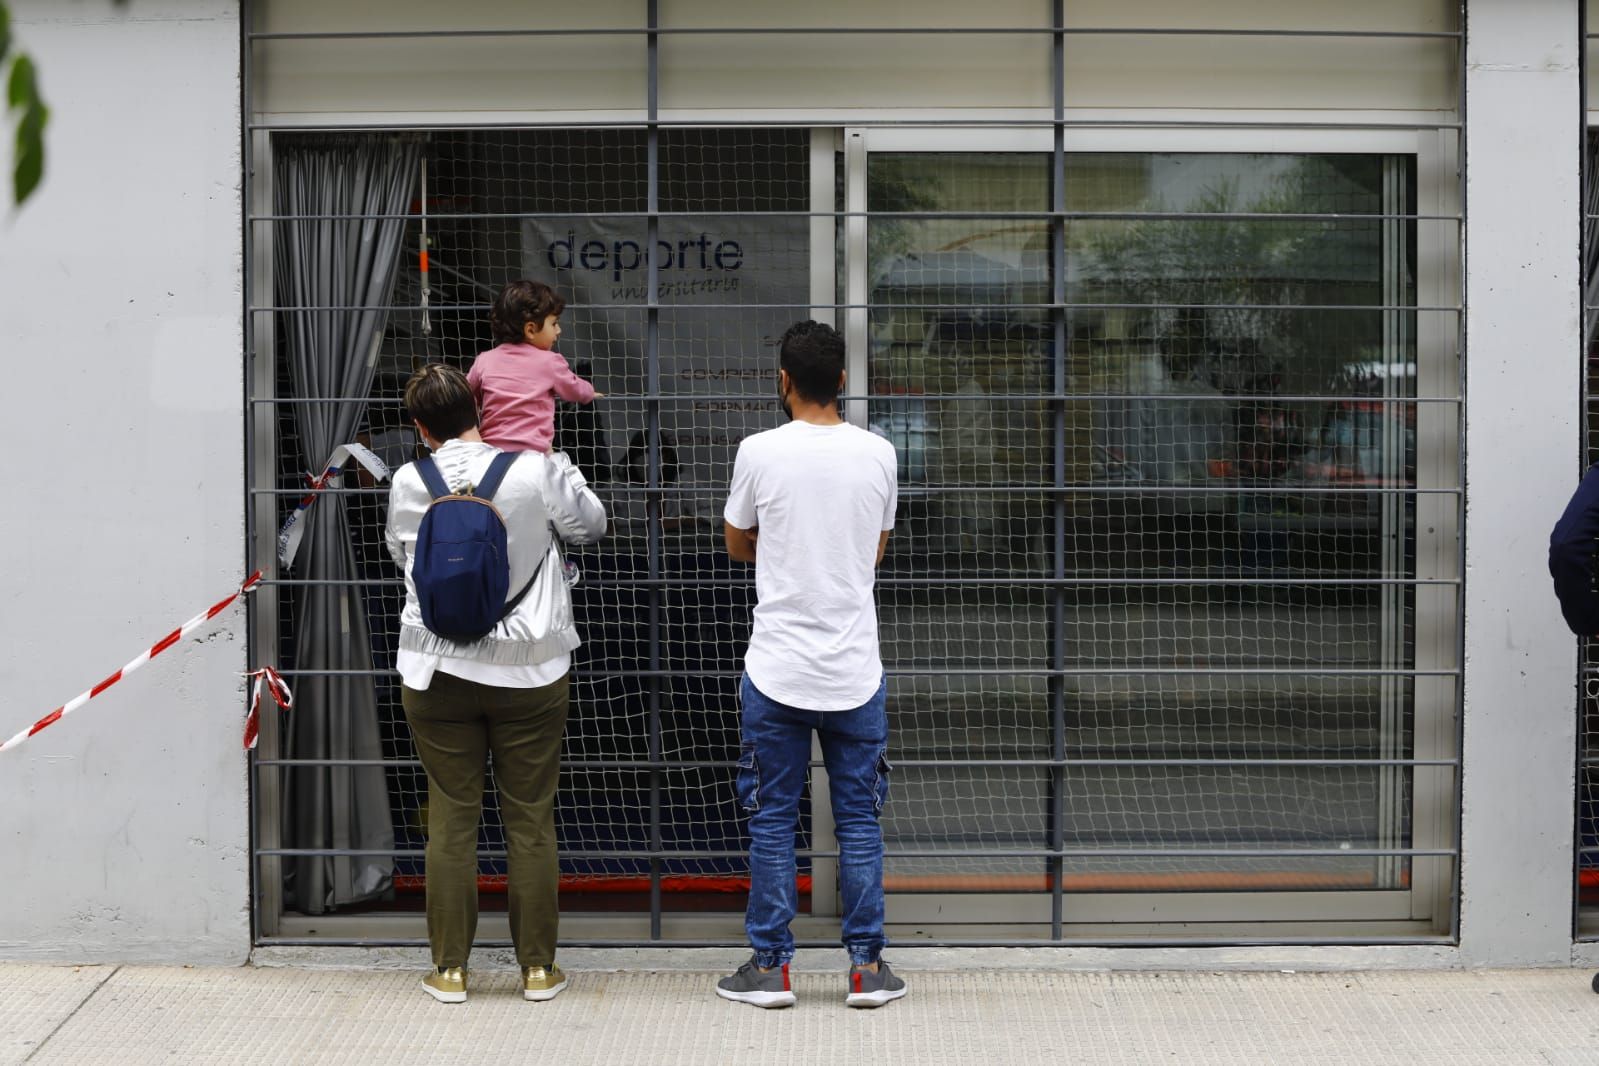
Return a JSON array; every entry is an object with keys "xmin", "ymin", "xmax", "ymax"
[{"xmin": 22, "ymin": 964, "xmax": 120, "ymax": 1064}]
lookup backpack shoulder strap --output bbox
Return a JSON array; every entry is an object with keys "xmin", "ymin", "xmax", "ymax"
[
  {"xmin": 475, "ymin": 451, "xmax": 521, "ymax": 501},
  {"xmin": 499, "ymin": 547, "xmax": 547, "ymax": 622},
  {"xmin": 414, "ymin": 456, "xmax": 450, "ymax": 500}
]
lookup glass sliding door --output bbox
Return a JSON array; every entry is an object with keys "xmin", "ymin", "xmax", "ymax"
[
  {"xmin": 849, "ymin": 130, "xmax": 1457, "ymax": 932},
  {"xmin": 865, "ymin": 149, "xmax": 1054, "ymax": 906}
]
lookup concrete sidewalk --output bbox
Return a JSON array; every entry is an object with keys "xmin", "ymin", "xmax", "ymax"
[{"xmin": 5, "ymin": 958, "xmax": 1599, "ymax": 1065}]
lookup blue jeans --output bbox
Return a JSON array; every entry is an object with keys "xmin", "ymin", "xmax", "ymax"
[{"xmin": 737, "ymin": 674, "xmax": 889, "ymax": 968}]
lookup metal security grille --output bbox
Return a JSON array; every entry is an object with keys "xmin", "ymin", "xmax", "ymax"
[
  {"xmin": 1579, "ymin": 6, "xmax": 1599, "ymax": 938},
  {"xmin": 245, "ymin": 3, "xmax": 1466, "ymax": 946}
]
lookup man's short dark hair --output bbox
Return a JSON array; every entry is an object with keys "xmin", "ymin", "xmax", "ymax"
[
  {"xmin": 778, "ymin": 320, "xmax": 846, "ymax": 405},
  {"xmin": 404, "ymin": 363, "xmax": 478, "ymax": 441},
  {"xmin": 490, "ymin": 279, "xmax": 566, "ymax": 346}
]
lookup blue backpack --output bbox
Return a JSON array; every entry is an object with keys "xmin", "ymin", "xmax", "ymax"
[{"xmin": 411, "ymin": 451, "xmax": 542, "ymax": 642}]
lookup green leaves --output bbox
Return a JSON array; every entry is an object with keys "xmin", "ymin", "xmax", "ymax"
[
  {"xmin": 9, "ymin": 52, "xmax": 46, "ymax": 204},
  {"xmin": 1, "ymin": 0, "xmax": 49, "ymax": 206}
]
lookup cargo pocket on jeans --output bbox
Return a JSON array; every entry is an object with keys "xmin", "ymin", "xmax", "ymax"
[
  {"xmin": 736, "ymin": 742, "xmax": 760, "ymax": 813},
  {"xmin": 872, "ymin": 749, "xmax": 892, "ymax": 816}
]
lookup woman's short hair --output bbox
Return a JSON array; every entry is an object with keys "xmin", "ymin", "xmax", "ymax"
[
  {"xmin": 490, "ymin": 279, "xmax": 566, "ymax": 345},
  {"xmin": 404, "ymin": 363, "xmax": 478, "ymax": 441}
]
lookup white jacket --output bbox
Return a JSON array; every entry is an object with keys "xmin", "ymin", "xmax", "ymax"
[{"xmin": 385, "ymin": 440, "xmax": 607, "ymax": 667}]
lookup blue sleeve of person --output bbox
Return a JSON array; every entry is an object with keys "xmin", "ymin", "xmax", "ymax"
[{"xmin": 1549, "ymin": 464, "xmax": 1599, "ymax": 636}]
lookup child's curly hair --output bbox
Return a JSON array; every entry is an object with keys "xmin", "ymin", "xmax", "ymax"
[{"xmin": 490, "ymin": 280, "xmax": 566, "ymax": 345}]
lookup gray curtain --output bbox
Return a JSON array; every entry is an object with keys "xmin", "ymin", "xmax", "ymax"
[{"xmin": 275, "ymin": 135, "xmax": 420, "ymax": 913}]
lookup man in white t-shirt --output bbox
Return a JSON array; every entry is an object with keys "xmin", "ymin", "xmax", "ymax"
[{"xmin": 715, "ymin": 320, "xmax": 906, "ymax": 1010}]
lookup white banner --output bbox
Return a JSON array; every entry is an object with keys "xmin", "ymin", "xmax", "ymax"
[{"xmin": 522, "ymin": 216, "xmax": 811, "ymax": 530}]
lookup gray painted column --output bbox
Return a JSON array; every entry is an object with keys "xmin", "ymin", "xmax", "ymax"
[
  {"xmin": 1461, "ymin": 0, "xmax": 1582, "ymax": 966},
  {"xmin": 0, "ymin": 0, "xmax": 247, "ymax": 964}
]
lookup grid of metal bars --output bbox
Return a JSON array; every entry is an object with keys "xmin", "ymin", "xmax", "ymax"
[
  {"xmin": 244, "ymin": 2, "xmax": 1468, "ymax": 946},
  {"xmin": 1578, "ymin": 3, "xmax": 1599, "ymax": 940}
]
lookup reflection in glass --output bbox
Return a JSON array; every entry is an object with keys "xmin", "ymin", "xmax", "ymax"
[
  {"xmin": 866, "ymin": 151, "xmax": 1421, "ymax": 896},
  {"xmin": 867, "ymin": 154, "xmax": 1053, "ymax": 572}
]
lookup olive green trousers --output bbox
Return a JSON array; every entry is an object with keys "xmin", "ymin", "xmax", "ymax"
[{"xmin": 402, "ymin": 670, "xmax": 569, "ymax": 970}]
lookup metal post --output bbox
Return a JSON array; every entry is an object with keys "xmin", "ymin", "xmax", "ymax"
[
  {"xmin": 843, "ymin": 130, "xmax": 869, "ymax": 429},
  {"xmin": 809, "ymin": 129, "xmax": 840, "ymax": 918},
  {"xmin": 1448, "ymin": 0, "xmax": 1468, "ymax": 945},
  {"xmin": 1577, "ymin": 0, "xmax": 1592, "ymax": 945},
  {"xmin": 645, "ymin": 0, "xmax": 664, "ymax": 942},
  {"xmin": 1048, "ymin": 0, "xmax": 1068, "ymax": 944},
  {"xmin": 241, "ymin": 0, "xmax": 261, "ymax": 940},
  {"xmin": 1376, "ymin": 154, "xmax": 1407, "ymax": 891},
  {"xmin": 840, "ymin": 128, "xmax": 868, "ymax": 922},
  {"xmin": 419, "ymin": 157, "xmax": 431, "ymax": 340}
]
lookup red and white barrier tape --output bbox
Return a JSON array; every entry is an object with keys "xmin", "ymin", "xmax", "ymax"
[
  {"xmin": 0, "ymin": 571, "xmax": 265, "ymax": 757},
  {"xmin": 6, "ymin": 438, "xmax": 384, "ymax": 755},
  {"xmin": 276, "ymin": 442, "xmax": 390, "ymax": 568},
  {"xmin": 243, "ymin": 666, "xmax": 293, "ymax": 751}
]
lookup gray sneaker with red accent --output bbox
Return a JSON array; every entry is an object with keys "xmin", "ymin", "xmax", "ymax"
[
  {"xmin": 846, "ymin": 960, "xmax": 907, "ymax": 1008},
  {"xmin": 715, "ymin": 957, "xmax": 796, "ymax": 1008}
]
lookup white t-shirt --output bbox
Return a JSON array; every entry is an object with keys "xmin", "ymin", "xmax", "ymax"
[{"xmin": 724, "ymin": 420, "xmax": 898, "ymax": 711}]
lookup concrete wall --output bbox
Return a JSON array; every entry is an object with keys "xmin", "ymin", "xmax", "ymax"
[
  {"xmin": 0, "ymin": 1, "xmax": 247, "ymax": 963},
  {"xmin": 1460, "ymin": 0, "xmax": 1583, "ymax": 966}
]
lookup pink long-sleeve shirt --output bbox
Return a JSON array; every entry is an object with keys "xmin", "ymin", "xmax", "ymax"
[{"xmin": 467, "ymin": 342, "xmax": 596, "ymax": 453}]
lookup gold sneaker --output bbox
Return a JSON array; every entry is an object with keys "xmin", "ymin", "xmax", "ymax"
[
  {"xmin": 422, "ymin": 966, "xmax": 466, "ymax": 1004},
  {"xmin": 522, "ymin": 964, "xmax": 568, "ymax": 1002}
]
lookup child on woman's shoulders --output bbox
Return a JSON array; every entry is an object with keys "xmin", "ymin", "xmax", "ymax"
[{"xmin": 468, "ymin": 280, "xmax": 601, "ymax": 455}]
